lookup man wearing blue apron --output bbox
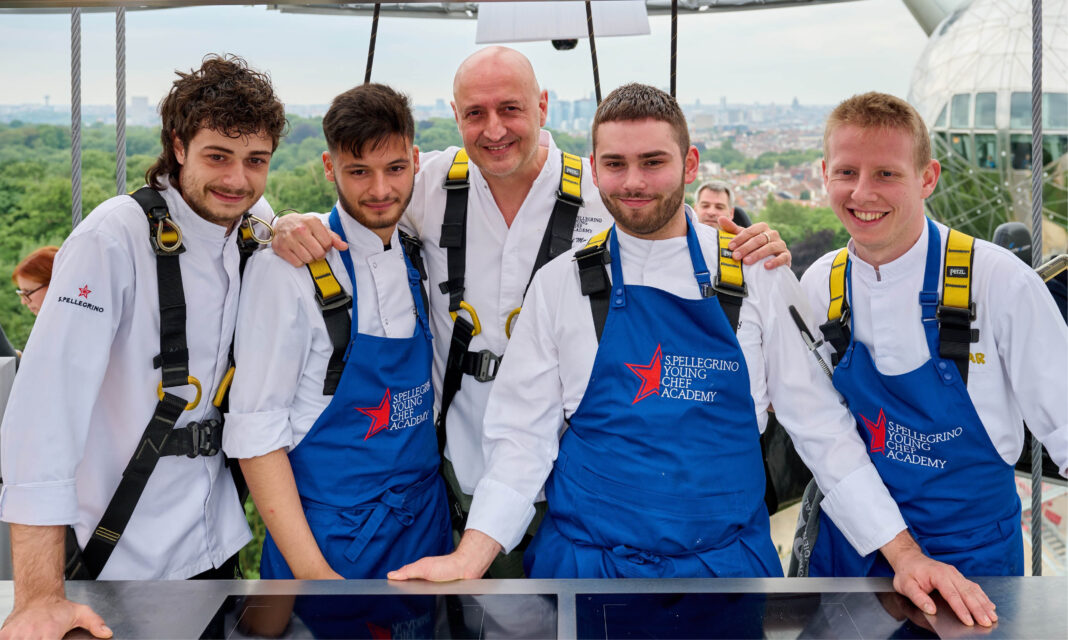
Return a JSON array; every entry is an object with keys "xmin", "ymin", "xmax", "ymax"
[
  {"xmin": 390, "ymin": 84, "xmax": 997, "ymax": 627},
  {"xmin": 225, "ymin": 84, "xmax": 450, "ymax": 580},
  {"xmin": 801, "ymin": 93, "xmax": 1066, "ymax": 582}
]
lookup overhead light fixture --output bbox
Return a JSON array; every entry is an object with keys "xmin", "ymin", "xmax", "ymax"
[{"xmin": 476, "ymin": 1, "xmax": 649, "ymax": 44}]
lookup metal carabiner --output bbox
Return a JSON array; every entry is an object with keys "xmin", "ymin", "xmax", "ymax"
[
  {"xmin": 157, "ymin": 375, "xmax": 202, "ymax": 411},
  {"xmin": 505, "ymin": 306, "xmax": 522, "ymax": 339},
  {"xmin": 155, "ymin": 218, "xmax": 183, "ymax": 253},
  {"xmin": 449, "ymin": 300, "xmax": 482, "ymax": 336},
  {"xmin": 243, "ymin": 214, "xmax": 275, "ymax": 245},
  {"xmin": 212, "ymin": 366, "xmax": 236, "ymax": 408}
]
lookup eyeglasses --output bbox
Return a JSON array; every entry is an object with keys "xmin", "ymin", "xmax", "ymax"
[{"xmin": 15, "ymin": 284, "xmax": 46, "ymax": 302}]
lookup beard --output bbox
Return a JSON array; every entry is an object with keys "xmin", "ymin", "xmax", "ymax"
[
  {"xmin": 335, "ymin": 176, "xmax": 414, "ymax": 234},
  {"xmin": 599, "ymin": 180, "xmax": 686, "ymax": 237},
  {"xmin": 178, "ymin": 174, "xmax": 253, "ymax": 229}
]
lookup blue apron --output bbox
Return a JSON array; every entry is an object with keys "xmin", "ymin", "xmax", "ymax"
[
  {"xmin": 525, "ymin": 219, "xmax": 782, "ymax": 579},
  {"xmin": 810, "ymin": 218, "xmax": 1022, "ymax": 577},
  {"xmin": 260, "ymin": 207, "xmax": 451, "ymax": 580}
]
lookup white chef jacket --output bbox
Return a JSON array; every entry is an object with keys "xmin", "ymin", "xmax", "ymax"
[
  {"xmin": 0, "ymin": 184, "xmax": 270, "ymax": 579},
  {"xmin": 800, "ymin": 219, "xmax": 1068, "ymax": 476},
  {"xmin": 402, "ymin": 130, "xmax": 611, "ymax": 494},
  {"xmin": 224, "ymin": 206, "xmax": 419, "ymax": 457},
  {"xmin": 467, "ymin": 216, "xmax": 908, "ymax": 555}
]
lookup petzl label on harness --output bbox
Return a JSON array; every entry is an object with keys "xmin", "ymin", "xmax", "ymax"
[{"xmin": 947, "ymin": 266, "xmax": 968, "ymax": 279}]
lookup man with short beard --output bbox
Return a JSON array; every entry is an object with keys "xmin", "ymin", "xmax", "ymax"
[
  {"xmin": 223, "ymin": 84, "xmax": 451, "ymax": 582},
  {"xmin": 0, "ymin": 55, "xmax": 285, "ymax": 639},
  {"xmin": 389, "ymin": 83, "xmax": 998, "ymax": 630}
]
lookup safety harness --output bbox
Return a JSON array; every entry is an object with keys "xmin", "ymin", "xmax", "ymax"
[
  {"xmin": 819, "ymin": 227, "xmax": 978, "ymax": 384},
  {"xmin": 576, "ymin": 227, "xmax": 748, "ymax": 341},
  {"xmin": 66, "ymin": 186, "xmax": 269, "ymax": 580},
  {"xmin": 435, "ymin": 149, "xmax": 584, "ymax": 445},
  {"xmin": 305, "ymin": 231, "xmax": 428, "ymax": 396}
]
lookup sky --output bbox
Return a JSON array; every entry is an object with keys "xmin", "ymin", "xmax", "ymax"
[{"xmin": 0, "ymin": 0, "xmax": 930, "ymax": 108}]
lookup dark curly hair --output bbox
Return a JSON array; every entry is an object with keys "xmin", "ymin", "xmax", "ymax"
[{"xmin": 146, "ymin": 54, "xmax": 288, "ymax": 189}]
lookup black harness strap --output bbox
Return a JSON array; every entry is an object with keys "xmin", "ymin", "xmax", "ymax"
[
  {"xmin": 526, "ymin": 187, "xmax": 583, "ymax": 295},
  {"xmin": 575, "ymin": 243, "xmax": 612, "ymax": 341},
  {"xmin": 78, "ymin": 187, "xmax": 195, "ymax": 579}
]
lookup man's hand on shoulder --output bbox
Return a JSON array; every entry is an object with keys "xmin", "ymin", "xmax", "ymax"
[
  {"xmin": 387, "ymin": 529, "xmax": 502, "ymax": 582},
  {"xmin": 272, "ymin": 213, "xmax": 347, "ymax": 267},
  {"xmin": 1, "ymin": 596, "xmax": 112, "ymax": 640},
  {"xmin": 722, "ymin": 218, "xmax": 791, "ymax": 269},
  {"xmin": 881, "ymin": 530, "xmax": 996, "ymax": 628}
]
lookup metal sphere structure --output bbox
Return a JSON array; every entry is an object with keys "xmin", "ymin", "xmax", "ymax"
[{"xmin": 908, "ymin": 0, "xmax": 1067, "ymax": 253}]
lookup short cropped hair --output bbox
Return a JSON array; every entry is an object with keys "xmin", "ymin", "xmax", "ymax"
[
  {"xmin": 592, "ymin": 83, "xmax": 690, "ymax": 155},
  {"xmin": 146, "ymin": 54, "xmax": 287, "ymax": 189},
  {"xmin": 12, "ymin": 246, "xmax": 59, "ymax": 286},
  {"xmin": 323, "ymin": 84, "xmax": 415, "ymax": 158},
  {"xmin": 695, "ymin": 180, "xmax": 733, "ymax": 209},
  {"xmin": 824, "ymin": 92, "xmax": 930, "ymax": 170}
]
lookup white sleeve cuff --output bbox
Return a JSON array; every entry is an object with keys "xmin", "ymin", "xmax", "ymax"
[
  {"xmin": 222, "ymin": 408, "xmax": 294, "ymax": 459},
  {"xmin": 466, "ymin": 477, "xmax": 536, "ymax": 554},
  {"xmin": 0, "ymin": 480, "xmax": 78, "ymax": 525},
  {"xmin": 819, "ymin": 464, "xmax": 907, "ymax": 556}
]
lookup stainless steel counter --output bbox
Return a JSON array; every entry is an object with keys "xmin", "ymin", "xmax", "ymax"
[{"xmin": 0, "ymin": 577, "xmax": 1063, "ymax": 638}]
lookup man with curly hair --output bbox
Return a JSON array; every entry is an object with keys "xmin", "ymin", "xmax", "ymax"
[{"xmin": 0, "ymin": 55, "xmax": 286, "ymax": 639}]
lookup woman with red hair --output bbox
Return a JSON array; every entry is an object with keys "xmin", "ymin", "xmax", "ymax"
[{"xmin": 12, "ymin": 246, "xmax": 58, "ymax": 316}]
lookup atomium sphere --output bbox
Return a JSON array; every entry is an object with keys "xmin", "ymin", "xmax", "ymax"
[{"xmin": 908, "ymin": 0, "xmax": 1067, "ymax": 254}]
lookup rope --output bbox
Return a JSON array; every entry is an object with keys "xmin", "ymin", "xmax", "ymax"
[
  {"xmin": 586, "ymin": 1, "xmax": 601, "ymax": 104},
  {"xmin": 71, "ymin": 7, "xmax": 82, "ymax": 229},
  {"xmin": 670, "ymin": 0, "xmax": 678, "ymax": 98},
  {"xmin": 364, "ymin": 3, "xmax": 380, "ymax": 84},
  {"xmin": 115, "ymin": 7, "xmax": 127, "ymax": 196},
  {"xmin": 1029, "ymin": 0, "xmax": 1044, "ymax": 577}
]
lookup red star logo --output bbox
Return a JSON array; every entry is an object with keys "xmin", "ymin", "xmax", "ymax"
[
  {"xmin": 78, "ymin": 285, "xmax": 91, "ymax": 298},
  {"xmin": 366, "ymin": 621, "xmax": 391, "ymax": 639},
  {"xmin": 356, "ymin": 389, "xmax": 392, "ymax": 440},
  {"xmin": 625, "ymin": 344, "xmax": 662, "ymax": 404},
  {"xmin": 860, "ymin": 408, "xmax": 887, "ymax": 454}
]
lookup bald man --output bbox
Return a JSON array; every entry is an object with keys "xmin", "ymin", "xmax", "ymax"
[{"xmin": 272, "ymin": 47, "xmax": 790, "ymax": 577}]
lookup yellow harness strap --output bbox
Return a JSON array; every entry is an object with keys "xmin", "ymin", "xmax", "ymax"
[
  {"xmin": 826, "ymin": 248, "xmax": 850, "ymax": 321},
  {"xmin": 585, "ymin": 228, "xmax": 610, "ymax": 250},
  {"xmin": 941, "ymin": 228, "xmax": 975, "ymax": 312},
  {"xmin": 716, "ymin": 230, "xmax": 745, "ymax": 291},
  {"xmin": 559, "ymin": 151, "xmax": 582, "ymax": 201},
  {"xmin": 307, "ymin": 258, "xmax": 345, "ymax": 303},
  {"xmin": 447, "ymin": 148, "xmax": 470, "ymax": 184}
]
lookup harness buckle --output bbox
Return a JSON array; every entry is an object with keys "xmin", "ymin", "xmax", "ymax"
[
  {"xmin": 315, "ymin": 289, "xmax": 352, "ymax": 313},
  {"xmin": 555, "ymin": 189, "xmax": 584, "ymax": 207},
  {"xmin": 471, "ymin": 349, "xmax": 501, "ymax": 382},
  {"xmin": 711, "ymin": 276, "xmax": 748, "ymax": 299},
  {"xmin": 185, "ymin": 419, "xmax": 222, "ymax": 458},
  {"xmin": 936, "ymin": 302, "xmax": 977, "ymax": 323},
  {"xmin": 442, "ymin": 178, "xmax": 470, "ymax": 190}
]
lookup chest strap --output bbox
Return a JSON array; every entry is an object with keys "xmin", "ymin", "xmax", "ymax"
[
  {"xmin": 820, "ymin": 229, "xmax": 978, "ymax": 383},
  {"xmin": 435, "ymin": 148, "xmax": 584, "ymax": 439},
  {"xmin": 307, "ymin": 230, "xmax": 427, "ymax": 397},
  {"xmin": 577, "ymin": 228, "xmax": 746, "ymax": 342},
  {"xmin": 73, "ymin": 187, "xmax": 256, "ymax": 580}
]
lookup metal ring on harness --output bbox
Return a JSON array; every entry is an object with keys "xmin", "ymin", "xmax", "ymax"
[
  {"xmin": 156, "ymin": 376, "xmax": 202, "ymax": 411},
  {"xmin": 449, "ymin": 301, "xmax": 482, "ymax": 337},
  {"xmin": 505, "ymin": 306, "xmax": 522, "ymax": 339},
  {"xmin": 243, "ymin": 214, "xmax": 275, "ymax": 245},
  {"xmin": 155, "ymin": 218, "xmax": 183, "ymax": 253}
]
